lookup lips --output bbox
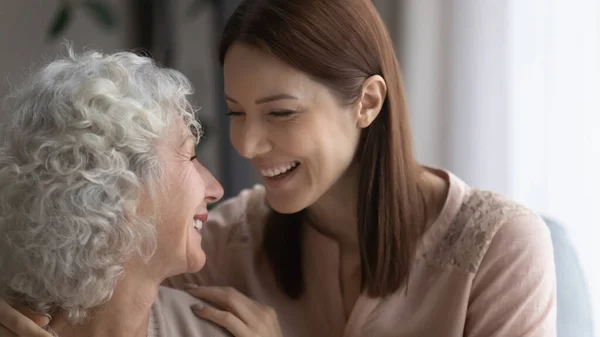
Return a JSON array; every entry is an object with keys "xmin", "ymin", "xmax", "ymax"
[
  {"xmin": 194, "ymin": 214, "xmax": 208, "ymax": 222},
  {"xmin": 260, "ymin": 161, "xmax": 300, "ymax": 177},
  {"xmin": 193, "ymin": 213, "xmax": 208, "ymax": 231}
]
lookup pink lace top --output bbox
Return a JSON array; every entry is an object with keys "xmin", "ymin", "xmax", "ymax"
[{"xmin": 164, "ymin": 170, "xmax": 556, "ymax": 336}]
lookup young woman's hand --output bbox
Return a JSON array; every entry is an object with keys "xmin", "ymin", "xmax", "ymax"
[
  {"xmin": 185, "ymin": 285, "xmax": 283, "ymax": 337},
  {"xmin": 0, "ymin": 300, "xmax": 52, "ymax": 337}
]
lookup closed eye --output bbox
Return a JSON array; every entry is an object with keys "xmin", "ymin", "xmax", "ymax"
[
  {"xmin": 190, "ymin": 155, "xmax": 197, "ymax": 161},
  {"xmin": 226, "ymin": 111, "xmax": 244, "ymax": 117},
  {"xmin": 269, "ymin": 110, "xmax": 297, "ymax": 117}
]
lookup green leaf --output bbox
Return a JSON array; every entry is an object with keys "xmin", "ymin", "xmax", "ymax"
[
  {"xmin": 48, "ymin": 4, "xmax": 72, "ymax": 38},
  {"xmin": 187, "ymin": 0, "xmax": 215, "ymax": 19},
  {"xmin": 82, "ymin": 0, "xmax": 117, "ymax": 29}
]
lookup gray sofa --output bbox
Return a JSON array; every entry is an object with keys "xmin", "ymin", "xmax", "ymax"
[{"xmin": 543, "ymin": 216, "xmax": 595, "ymax": 337}]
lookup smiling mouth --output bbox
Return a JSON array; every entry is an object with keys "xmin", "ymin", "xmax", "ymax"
[
  {"xmin": 193, "ymin": 219, "xmax": 203, "ymax": 231},
  {"xmin": 260, "ymin": 161, "xmax": 300, "ymax": 179},
  {"xmin": 193, "ymin": 213, "xmax": 208, "ymax": 232}
]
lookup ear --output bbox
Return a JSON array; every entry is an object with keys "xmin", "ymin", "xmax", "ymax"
[{"xmin": 356, "ymin": 75, "xmax": 387, "ymax": 128}]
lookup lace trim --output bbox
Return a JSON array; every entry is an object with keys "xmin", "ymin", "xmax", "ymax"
[
  {"xmin": 148, "ymin": 301, "xmax": 160, "ymax": 337},
  {"xmin": 423, "ymin": 189, "xmax": 533, "ymax": 273}
]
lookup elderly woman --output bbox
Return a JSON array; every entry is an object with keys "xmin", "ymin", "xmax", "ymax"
[
  {"xmin": 2, "ymin": 0, "xmax": 556, "ymax": 336},
  {"xmin": 0, "ymin": 48, "xmax": 265, "ymax": 337}
]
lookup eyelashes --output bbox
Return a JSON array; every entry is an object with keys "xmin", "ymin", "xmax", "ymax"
[
  {"xmin": 269, "ymin": 110, "xmax": 297, "ymax": 117},
  {"xmin": 225, "ymin": 110, "xmax": 299, "ymax": 117}
]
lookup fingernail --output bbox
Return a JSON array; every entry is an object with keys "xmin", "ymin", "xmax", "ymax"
[
  {"xmin": 41, "ymin": 313, "xmax": 51, "ymax": 327},
  {"xmin": 191, "ymin": 303, "xmax": 204, "ymax": 312},
  {"xmin": 184, "ymin": 283, "xmax": 199, "ymax": 290}
]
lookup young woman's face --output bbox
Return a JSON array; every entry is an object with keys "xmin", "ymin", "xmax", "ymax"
[{"xmin": 223, "ymin": 43, "xmax": 363, "ymax": 213}]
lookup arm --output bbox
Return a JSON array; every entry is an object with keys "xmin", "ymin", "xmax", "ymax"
[
  {"xmin": 0, "ymin": 300, "xmax": 51, "ymax": 337},
  {"xmin": 465, "ymin": 213, "xmax": 557, "ymax": 337}
]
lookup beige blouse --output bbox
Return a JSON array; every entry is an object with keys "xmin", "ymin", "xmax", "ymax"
[
  {"xmin": 149, "ymin": 287, "xmax": 232, "ymax": 337},
  {"xmin": 165, "ymin": 170, "xmax": 557, "ymax": 336}
]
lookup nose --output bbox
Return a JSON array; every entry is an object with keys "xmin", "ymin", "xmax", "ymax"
[
  {"xmin": 231, "ymin": 119, "xmax": 272, "ymax": 159},
  {"xmin": 196, "ymin": 162, "xmax": 224, "ymax": 204}
]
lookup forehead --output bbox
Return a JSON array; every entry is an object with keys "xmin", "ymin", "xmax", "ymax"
[
  {"xmin": 159, "ymin": 114, "xmax": 192, "ymax": 144},
  {"xmin": 223, "ymin": 43, "xmax": 319, "ymax": 100}
]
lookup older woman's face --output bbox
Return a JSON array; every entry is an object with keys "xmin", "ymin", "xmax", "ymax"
[{"xmin": 150, "ymin": 116, "xmax": 223, "ymax": 276}]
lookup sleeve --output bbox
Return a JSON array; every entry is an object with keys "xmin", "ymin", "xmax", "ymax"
[
  {"xmin": 465, "ymin": 213, "xmax": 557, "ymax": 337},
  {"xmin": 162, "ymin": 187, "xmax": 257, "ymax": 290}
]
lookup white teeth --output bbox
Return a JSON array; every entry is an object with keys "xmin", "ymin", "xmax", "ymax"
[
  {"xmin": 193, "ymin": 219, "xmax": 203, "ymax": 230},
  {"xmin": 260, "ymin": 162, "xmax": 299, "ymax": 178}
]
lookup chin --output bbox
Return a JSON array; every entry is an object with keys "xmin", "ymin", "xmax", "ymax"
[
  {"xmin": 266, "ymin": 194, "xmax": 308, "ymax": 214},
  {"xmin": 186, "ymin": 251, "xmax": 206, "ymax": 273}
]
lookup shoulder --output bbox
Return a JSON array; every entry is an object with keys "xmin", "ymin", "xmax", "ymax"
[
  {"xmin": 424, "ymin": 188, "xmax": 551, "ymax": 274},
  {"xmin": 205, "ymin": 184, "xmax": 270, "ymax": 247},
  {"xmin": 152, "ymin": 286, "xmax": 232, "ymax": 337}
]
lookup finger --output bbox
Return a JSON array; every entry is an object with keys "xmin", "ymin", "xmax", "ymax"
[
  {"xmin": 0, "ymin": 301, "xmax": 50, "ymax": 328},
  {"xmin": 192, "ymin": 305, "xmax": 253, "ymax": 337},
  {"xmin": 186, "ymin": 286, "xmax": 260, "ymax": 324},
  {"xmin": 0, "ymin": 301, "xmax": 52, "ymax": 337},
  {"xmin": 9, "ymin": 305, "xmax": 49, "ymax": 329},
  {"xmin": 0, "ymin": 324, "xmax": 19, "ymax": 337}
]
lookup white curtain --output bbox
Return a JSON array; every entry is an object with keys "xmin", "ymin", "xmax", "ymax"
[
  {"xmin": 507, "ymin": 0, "xmax": 600, "ymax": 327},
  {"xmin": 381, "ymin": 0, "xmax": 600, "ymax": 327}
]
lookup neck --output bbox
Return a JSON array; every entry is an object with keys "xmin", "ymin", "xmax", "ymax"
[
  {"xmin": 306, "ymin": 165, "xmax": 449, "ymax": 254},
  {"xmin": 307, "ymin": 161, "xmax": 360, "ymax": 254},
  {"xmin": 50, "ymin": 261, "xmax": 160, "ymax": 337}
]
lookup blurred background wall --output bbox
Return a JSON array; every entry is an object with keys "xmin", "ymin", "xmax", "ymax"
[{"xmin": 1, "ymin": 0, "xmax": 599, "ymax": 332}]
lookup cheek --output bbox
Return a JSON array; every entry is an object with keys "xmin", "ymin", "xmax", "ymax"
[
  {"xmin": 162, "ymin": 166, "xmax": 202, "ymax": 217},
  {"xmin": 309, "ymin": 118, "xmax": 360, "ymax": 174},
  {"xmin": 268, "ymin": 123, "xmax": 314, "ymax": 160},
  {"xmin": 157, "ymin": 168, "xmax": 204, "ymax": 242},
  {"xmin": 229, "ymin": 120, "xmax": 242, "ymax": 151},
  {"xmin": 180, "ymin": 169, "xmax": 206, "ymax": 208},
  {"xmin": 167, "ymin": 167, "xmax": 192, "ymax": 199}
]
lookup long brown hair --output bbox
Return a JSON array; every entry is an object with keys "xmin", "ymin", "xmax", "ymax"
[{"xmin": 219, "ymin": 0, "xmax": 426, "ymax": 299}]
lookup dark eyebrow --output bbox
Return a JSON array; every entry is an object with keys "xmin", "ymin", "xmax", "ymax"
[{"xmin": 225, "ymin": 93, "xmax": 299, "ymax": 105}]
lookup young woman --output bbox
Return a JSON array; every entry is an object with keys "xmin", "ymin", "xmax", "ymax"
[{"xmin": 0, "ymin": 0, "xmax": 556, "ymax": 336}]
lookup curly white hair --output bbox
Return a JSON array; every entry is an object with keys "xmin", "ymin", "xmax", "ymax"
[{"xmin": 0, "ymin": 46, "xmax": 202, "ymax": 323}]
